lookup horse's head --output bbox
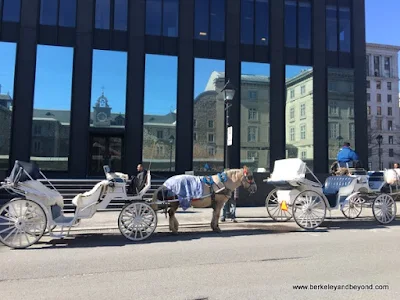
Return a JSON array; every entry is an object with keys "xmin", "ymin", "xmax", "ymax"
[{"xmin": 225, "ymin": 166, "xmax": 257, "ymax": 194}]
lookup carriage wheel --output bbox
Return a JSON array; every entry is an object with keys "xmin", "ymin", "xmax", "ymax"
[
  {"xmin": 118, "ymin": 202, "xmax": 157, "ymax": 241},
  {"xmin": 265, "ymin": 188, "xmax": 292, "ymax": 222},
  {"xmin": 372, "ymin": 194, "xmax": 397, "ymax": 225},
  {"xmin": 292, "ymin": 190, "xmax": 326, "ymax": 230},
  {"xmin": 0, "ymin": 199, "xmax": 47, "ymax": 249},
  {"xmin": 341, "ymin": 195, "xmax": 363, "ymax": 219}
]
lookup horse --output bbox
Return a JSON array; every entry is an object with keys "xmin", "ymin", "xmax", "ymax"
[{"xmin": 150, "ymin": 166, "xmax": 257, "ymax": 234}]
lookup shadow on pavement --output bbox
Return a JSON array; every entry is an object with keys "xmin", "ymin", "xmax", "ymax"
[
  {"xmin": 9, "ymin": 217, "xmax": 399, "ymax": 251},
  {"xmin": 22, "ymin": 224, "xmax": 321, "ymax": 250}
]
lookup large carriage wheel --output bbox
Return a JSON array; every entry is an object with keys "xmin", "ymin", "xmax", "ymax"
[
  {"xmin": 265, "ymin": 188, "xmax": 292, "ymax": 222},
  {"xmin": 292, "ymin": 190, "xmax": 326, "ymax": 230},
  {"xmin": 118, "ymin": 202, "xmax": 157, "ymax": 241},
  {"xmin": 341, "ymin": 194, "xmax": 363, "ymax": 219},
  {"xmin": 372, "ymin": 194, "xmax": 397, "ymax": 225},
  {"xmin": 0, "ymin": 199, "xmax": 47, "ymax": 249}
]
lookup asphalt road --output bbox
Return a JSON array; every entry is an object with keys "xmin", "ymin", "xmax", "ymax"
[{"xmin": 1, "ymin": 217, "xmax": 400, "ymax": 300}]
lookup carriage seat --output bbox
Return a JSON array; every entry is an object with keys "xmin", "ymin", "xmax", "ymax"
[
  {"xmin": 72, "ymin": 180, "xmax": 108, "ymax": 209},
  {"xmin": 20, "ymin": 180, "xmax": 64, "ymax": 208},
  {"xmin": 323, "ymin": 176, "xmax": 356, "ymax": 207}
]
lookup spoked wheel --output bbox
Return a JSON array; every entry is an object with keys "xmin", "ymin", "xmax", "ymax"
[
  {"xmin": 341, "ymin": 195, "xmax": 363, "ymax": 219},
  {"xmin": 265, "ymin": 188, "xmax": 292, "ymax": 222},
  {"xmin": 118, "ymin": 202, "xmax": 157, "ymax": 241},
  {"xmin": 372, "ymin": 194, "xmax": 397, "ymax": 225},
  {"xmin": 292, "ymin": 190, "xmax": 327, "ymax": 230},
  {"xmin": 0, "ymin": 199, "xmax": 47, "ymax": 249}
]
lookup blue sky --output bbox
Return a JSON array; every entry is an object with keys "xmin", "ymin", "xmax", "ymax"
[{"xmin": 0, "ymin": 0, "xmax": 399, "ymax": 115}]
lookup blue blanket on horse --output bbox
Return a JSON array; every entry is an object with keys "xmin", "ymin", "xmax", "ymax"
[{"xmin": 163, "ymin": 175, "xmax": 204, "ymax": 210}]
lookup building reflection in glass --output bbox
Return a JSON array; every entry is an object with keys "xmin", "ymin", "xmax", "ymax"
[
  {"xmin": 240, "ymin": 61, "xmax": 270, "ymax": 173},
  {"xmin": 285, "ymin": 65, "xmax": 314, "ymax": 171},
  {"xmin": 142, "ymin": 54, "xmax": 177, "ymax": 171},
  {"xmin": 0, "ymin": 42, "xmax": 16, "ymax": 171},
  {"xmin": 30, "ymin": 45, "xmax": 73, "ymax": 171},
  {"xmin": 192, "ymin": 58, "xmax": 225, "ymax": 172},
  {"xmin": 327, "ymin": 68, "xmax": 355, "ymax": 169}
]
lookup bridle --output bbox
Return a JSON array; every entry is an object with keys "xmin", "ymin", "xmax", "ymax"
[{"xmin": 242, "ymin": 169, "xmax": 256, "ymax": 193}]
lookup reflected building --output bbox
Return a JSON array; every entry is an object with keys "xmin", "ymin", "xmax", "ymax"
[{"xmin": 0, "ymin": 0, "xmax": 367, "ymax": 184}]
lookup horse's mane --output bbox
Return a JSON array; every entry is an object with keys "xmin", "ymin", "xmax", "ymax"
[{"xmin": 223, "ymin": 168, "xmax": 245, "ymax": 181}]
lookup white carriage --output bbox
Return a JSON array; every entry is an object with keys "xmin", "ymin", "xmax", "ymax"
[
  {"xmin": 264, "ymin": 158, "xmax": 397, "ymax": 230},
  {"xmin": 0, "ymin": 161, "xmax": 156, "ymax": 249}
]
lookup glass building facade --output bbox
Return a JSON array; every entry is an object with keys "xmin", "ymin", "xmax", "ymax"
[{"xmin": 0, "ymin": 0, "xmax": 367, "ymax": 181}]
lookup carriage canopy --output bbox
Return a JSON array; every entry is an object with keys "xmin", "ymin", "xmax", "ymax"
[{"xmin": 8, "ymin": 160, "xmax": 41, "ymax": 183}]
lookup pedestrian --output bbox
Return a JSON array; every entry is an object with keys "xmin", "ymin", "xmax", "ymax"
[{"xmin": 221, "ymin": 187, "xmax": 238, "ymax": 222}]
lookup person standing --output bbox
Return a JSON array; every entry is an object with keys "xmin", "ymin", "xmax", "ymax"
[{"xmin": 221, "ymin": 187, "xmax": 238, "ymax": 222}]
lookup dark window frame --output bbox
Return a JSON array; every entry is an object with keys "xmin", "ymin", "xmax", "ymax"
[
  {"xmin": 240, "ymin": 0, "xmax": 270, "ymax": 46},
  {"xmin": 94, "ymin": 0, "xmax": 112, "ymax": 30},
  {"xmin": 194, "ymin": 0, "xmax": 225, "ymax": 41},
  {"xmin": 113, "ymin": 0, "xmax": 128, "ymax": 31},
  {"xmin": 145, "ymin": 0, "xmax": 179, "ymax": 37},
  {"xmin": 40, "ymin": 0, "xmax": 59, "ymax": 26},
  {"xmin": 284, "ymin": 0, "xmax": 312, "ymax": 49},
  {"xmin": 1, "ymin": 0, "xmax": 21, "ymax": 23},
  {"xmin": 326, "ymin": 0, "xmax": 352, "ymax": 53},
  {"xmin": 338, "ymin": 1, "xmax": 352, "ymax": 53},
  {"xmin": 38, "ymin": 0, "xmax": 77, "ymax": 28}
]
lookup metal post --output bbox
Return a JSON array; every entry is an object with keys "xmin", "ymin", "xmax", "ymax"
[
  {"xmin": 378, "ymin": 141, "xmax": 381, "ymax": 170},
  {"xmin": 225, "ymin": 102, "xmax": 229, "ymax": 169},
  {"xmin": 169, "ymin": 142, "xmax": 172, "ymax": 171}
]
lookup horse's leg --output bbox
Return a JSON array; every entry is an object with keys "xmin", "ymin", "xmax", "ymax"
[
  {"xmin": 168, "ymin": 201, "xmax": 179, "ymax": 234},
  {"xmin": 211, "ymin": 196, "xmax": 226, "ymax": 233}
]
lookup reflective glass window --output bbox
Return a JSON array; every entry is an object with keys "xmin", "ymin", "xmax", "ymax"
[
  {"xmin": 95, "ymin": 0, "xmax": 110, "ymax": 30},
  {"xmin": 163, "ymin": 0, "xmax": 179, "ymax": 37},
  {"xmin": 40, "ymin": 0, "xmax": 58, "ymax": 25},
  {"xmin": 241, "ymin": 0, "xmax": 254, "ymax": 44},
  {"xmin": 339, "ymin": 5, "xmax": 351, "ymax": 52},
  {"xmin": 255, "ymin": 0, "xmax": 268, "ymax": 45},
  {"xmin": 194, "ymin": 0, "xmax": 209, "ymax": 40},
  {"xmin": 298, "ymin": 1, "xmax": 311, "ymax": 49},
  {"xmin": 31, "ymin": 45, "xmax": 74, "ymax": 171},
  {"xmin": 146, "ymin": 0, "xmax": 162, "ymax": 35},
  {"xmin": 326, "ymin": 4, "xmax": 337, "ymax": 51},
  {"xmin": 2, "ymin": 0, "xmax": 21, "ymax": 22},
  {"xmin": 286, "ymin": 65, "xmax": 314, "ymax": 170},
  {"xmin": 143, "ymin": 54, "xmax": 177, "ymax": 171},
  {"xmin": 210, "ymin": 0, "xmax": 225, "ymax": 41},
  {"xmin": 59, "ymin": 0, "xmax": 76, "ymax": 27},
  {"xmin": 284, "ymin": 0, "xmax": 297, "ymax": 48},
  {"xmin": 114, "ymin": 0, "xmax": 127, "ymax": 31},
  {"xmin": 0, "ymin": 42, "xmax": 16, "ymax": 170}
]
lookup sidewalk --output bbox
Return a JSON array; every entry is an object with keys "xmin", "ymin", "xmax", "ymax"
[{"xmin": 61, "ymin": 206, "xmax": 385, "ymax": 232}]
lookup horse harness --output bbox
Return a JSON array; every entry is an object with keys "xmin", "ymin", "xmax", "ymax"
[
  {"xmin": 201, "ymin": 171, "xmax": 255, "ymax": 206},
  {"xmin": 159, "ymin": 170, "xmax": 254, "ymax": 217}
]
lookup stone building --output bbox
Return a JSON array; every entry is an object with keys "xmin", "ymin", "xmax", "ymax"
[{"xmin": 366, "ymin": 43, "xmax": 400, "ymax": 170}]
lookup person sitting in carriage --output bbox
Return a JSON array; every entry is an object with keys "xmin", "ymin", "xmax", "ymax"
[
  {"xmin": 128, "ymin": 163, "xmax": 148, "ymax": 195},
  {"xmin": 337, "ymin": 142, "xmax": 359, "ymax": 168}
]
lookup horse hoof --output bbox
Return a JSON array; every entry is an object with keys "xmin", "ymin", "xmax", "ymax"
[
  {"xmin": 213, "ymin": 227, "xmax": 222, "ymax": 233},
  {"xmin": 171, "ymin": 231, "xmax": 179, "ymax": 235}
]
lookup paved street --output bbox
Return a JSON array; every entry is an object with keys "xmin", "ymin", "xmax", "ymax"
[{"xmin": 1, "ymin": 208, "xmax": 400, "ymax": 300}]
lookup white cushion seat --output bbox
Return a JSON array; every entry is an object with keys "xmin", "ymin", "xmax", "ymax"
[{"xmin": 72, "ymin": 180, "xmax": 108, "ymax": 209}]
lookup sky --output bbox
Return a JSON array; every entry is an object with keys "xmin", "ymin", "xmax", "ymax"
[{"xmin": 0, "ymin": 0, "xmax": 399, "ymax": 116}]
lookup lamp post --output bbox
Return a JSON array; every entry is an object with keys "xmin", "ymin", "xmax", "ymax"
[
  {"xmin": 221, "ymin": 79, "xmax": 236, "ymax": 169},
  {"xmin": 169, "ymin": 135, "xmax": 175, "ymax": 171},
  {"xmin": 376, "ymin": 134, "xmax": 383, "ymax": 170},
  {"xmin": 337, "ymin": 135, "xmax": 343, "ymax": 149}
]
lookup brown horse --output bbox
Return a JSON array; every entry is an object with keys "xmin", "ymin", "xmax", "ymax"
[{"xmin": 150, "ymin": 167, "xmax": 257, "ymax": 234}]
